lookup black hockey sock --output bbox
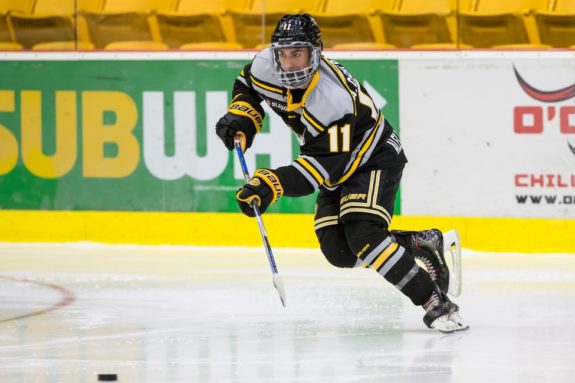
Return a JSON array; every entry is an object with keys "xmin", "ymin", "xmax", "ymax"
[{"xmin": 359, "ymin": 238, "xmax": 435, "ymax": 306}]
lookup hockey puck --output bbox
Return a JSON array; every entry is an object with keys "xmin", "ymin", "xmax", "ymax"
[{"xmin": 97, "ymin": 374, "xmax": 117, "ymax": 381}]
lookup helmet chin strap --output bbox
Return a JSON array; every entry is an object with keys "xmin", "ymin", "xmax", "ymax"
[{"xmin": 285, "ymin": 77, "xmax": 312, "ymax": 89}]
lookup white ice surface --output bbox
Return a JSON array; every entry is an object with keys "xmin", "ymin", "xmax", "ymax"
[{"xmin": 0, "ymin": 243, "xmax": 574, "ymax": 383}]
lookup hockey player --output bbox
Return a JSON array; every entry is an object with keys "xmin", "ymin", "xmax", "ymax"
[{"xmin": 215, "ymin": 14, "xmax": 468, "ymax": 333}]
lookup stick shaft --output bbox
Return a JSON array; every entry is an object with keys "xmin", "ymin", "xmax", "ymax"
[{"xmin": 233, "ymin": 137, "xmax": 285, "ymax": 306}]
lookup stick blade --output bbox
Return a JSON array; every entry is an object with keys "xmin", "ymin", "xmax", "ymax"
[{"xmin": 273, "ymin": 274, "xmax": 287, "ymax": 307}]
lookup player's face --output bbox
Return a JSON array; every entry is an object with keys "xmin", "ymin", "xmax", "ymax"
[{"xmin": 277, "ymin": 47, "xmax": 311, "ymax": 72}]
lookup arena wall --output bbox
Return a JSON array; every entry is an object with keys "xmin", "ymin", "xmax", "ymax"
[{"xmin": 0, "ymin": 51, "xmax": 573, "ymax": 252}]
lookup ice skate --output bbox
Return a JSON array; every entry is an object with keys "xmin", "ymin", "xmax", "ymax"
[
  {"xmin": 423, "ymin": 286, "xmax": 469, "ymax": 333},
  {"xmin": 413, "ymin": 229, "xmax": 450, "ymax": 294}
]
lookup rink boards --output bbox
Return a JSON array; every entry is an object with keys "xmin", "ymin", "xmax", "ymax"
[{"xmin": 0, "ymin": 210, "xmax": 573, "ymax": 253}]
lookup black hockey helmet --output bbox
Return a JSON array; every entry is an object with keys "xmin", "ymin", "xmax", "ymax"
[
  {"xmin": 270, "ymin": 14, "xmax": 323, "ymax": 88},
  {"xmin": 271, "ymin": 14, "xmax": 322, "ymax": 49}
]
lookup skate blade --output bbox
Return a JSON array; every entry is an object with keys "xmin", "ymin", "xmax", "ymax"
[
  {"xmin": 431, "ymin": 314, "xmax": 470, "ymax": 334},
  {"xmin": 443, "ymin": 229, "xmax": 462, "ymax": 298}
]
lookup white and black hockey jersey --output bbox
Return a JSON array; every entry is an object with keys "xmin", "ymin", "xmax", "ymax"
[{"xmin": 231, "ymin": 48, "xmax": 407, "ymax": 197}]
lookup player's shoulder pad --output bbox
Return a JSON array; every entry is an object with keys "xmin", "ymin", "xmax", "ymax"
[
  {"xmin": 305, "ymin": 59, "xmax": 355, "ymax": 126},
  {"xmin": 249, "ymin": 48, "xmax": 280, "ymax": 87}
]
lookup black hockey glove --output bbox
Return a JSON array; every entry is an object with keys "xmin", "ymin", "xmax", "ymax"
[
  {"xmin": 236, "ymin": 169, "xmax": 284, "ymax": 217},
  {"xmin": 215, "ymin": 101, "xmax": 263, "ymax": 151},
  {"xmin": 215, "ymin": 113, "xmax": 255, "ymax": 151}
]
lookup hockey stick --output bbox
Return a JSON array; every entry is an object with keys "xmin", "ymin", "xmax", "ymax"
[{"xmin": 233, "ymin": 136, "xmax": 286, "ymax": 307}]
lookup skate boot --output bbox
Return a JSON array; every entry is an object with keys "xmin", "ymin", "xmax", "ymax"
[
  {"xmin": 423, "ymin": 285, "xmax": 468, "ymax": 333},
  {"xmin": 413, "ymin": 229, "xmax": 450, "ymax": 294},
  {"xmin": 392, "ymin": 229, "xmax": 458, "ymax": 295}
]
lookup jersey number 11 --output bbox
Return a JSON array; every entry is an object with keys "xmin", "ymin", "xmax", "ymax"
[{"xmin": 328, "ymin": 124, "xmax": 350, "ymax": 153}]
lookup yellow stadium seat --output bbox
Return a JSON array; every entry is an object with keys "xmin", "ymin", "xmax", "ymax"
[
  {"xmin": 8, "ymin": 13, "xmax": 76, "ymax": 49},
  {"xmin": 81, "ymin": 1, "xmax": 175, "ymax": 50},
  {"xmin": 323, "ymin": 0, "xmax": 395, "ymax": 14},
  {"xmin": 311, "ymin": 13, "xmax": 379, "ymax": 48},
  {"xmin": 249, "ymin": 0, "xmax": 322, "ymax": 13},
  {"xmin": 0, "ymin": 14, "xmax": 12, "ymax": 43},
  {"xmin": 229, "ymin": 0, "xmax": 324, "ymax": 48},
  {"xmin": 101, "ymin": 0, "xmax": 176, "ymax": 13},
  {"xmin": 378, "ymin": 13, "xmax": 454, "ymax": 47},
  {"xmin": 0, "ymin": 0, "xmax": 33, "ymax": 44},
  {"xmin": 254, "ymin": 43, "xmax": 269, "ymax": 50},
  {"xmin": 77, "ymin": 0, "xmax": 105, "ymax": 12},
  {"xmin": 175, "ymin": 0, "xmax": 250, "ymax": 13},
  {"xmin": 376, "ymin": 0, "xmax": 455, "ymax": 48},
  {"xmin": 554, "ymin": 0, "xmax": 575, "ymax": 12},
  {"xmin": 7, "ymin": 1, "xmax": 108, "ymax": 50},
  {"xmin": 458, "ymin": 1, "xmax": 541, "ymax": 47},
  {"xmin": 228, "ymin": 12, "xmax": 282, "ymax": 48},
  {"xmin": 32, "ymin": 41, "xmax": 95, "ymax": 50},
  {"xmin": 157, "ymin": 0, "xmax": 252, "ymax": 49},
  {"xmin": 460, "ymin": 0, "xmax": 534, "ymax": 13},
  {"xmin": 396, "ymin": 0, "xmax": 454, "ymax": 13},
  {"xmin": 312, "ymin": 0, "xmax": 395, "ymax": 47},
  {"xmin": 0, "ymin": 0, "xmax": 33, "ymax": 13},
  {"xmin": 82, "ymin": 11, "xmax": 160, "ymax": 49},
  {"xmin": 155, "ymin": 13, "xmax": 231, "ymax": 49},
  {"xmin": 7, "ymin": 0, "xmax": 83, "ymax": 50},
  {"xmin": 460, "ymin": 0, "xmax": 553, "ymax": 13},
  {"xmin": 534, "ymin": 0, "xmax": 575, "ymax": 48},
  {"xmin": 180, "ymin": 42, "xmax": 243, "ymax": 50},
  {"xmin": 527, "ymin": 0, "xmax": 553, "ymax": 12},
  {"xmin": 104, "ymin": 40, "xmax": 168, "ymax": 50},
  {"xmin": 491, "ymin": 43, "xmax": 551, "ymax": 48},
  {"xmin": 410, "ymin": 43, "xmax": 471, "ymax": 49},
  {"xmin": 32, "ymin": 0, "xmax": 75, "ymax": 14},
  {"xmin": 458, "ymin": 13, "xmax": 531, "ymax": 47},
  {"xmin": 33, "ymin": 0, "xmax": 111, "ymax": 13},
  {"xmin": 0, "ymin": 42, "xmax": 23, "ymax": 50}
]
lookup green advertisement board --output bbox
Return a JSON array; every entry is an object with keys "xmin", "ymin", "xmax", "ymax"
[{"xmin": 0, "ymin": 58, "xmax": 399, "ymax": 212}]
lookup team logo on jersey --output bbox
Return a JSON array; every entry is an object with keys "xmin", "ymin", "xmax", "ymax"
[{"xmin": 268, "ymin": 100, "xmax": 288, "ymax": 111}]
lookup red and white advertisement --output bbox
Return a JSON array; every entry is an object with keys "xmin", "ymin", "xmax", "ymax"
[{"xmin": 399, "ymin": 55, "xmax": 575, "ymax": 218}]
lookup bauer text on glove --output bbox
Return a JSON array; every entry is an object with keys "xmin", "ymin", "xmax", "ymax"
[{"xmin": 215, "ymin": 99, "xmax": 263, "ymax": 151}]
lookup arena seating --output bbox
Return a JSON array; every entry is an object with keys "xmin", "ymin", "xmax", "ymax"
[
  {"xmin": 377, "ymin": 0, "xmax": 456, "ymax": 48},
  {"xmin": 80, "ymin": 0, "xmax": 169, "ymax": 49},
  {"xmin": 229, "ymin": 0, "xmax": 324, "ymax": 49},
  {"xmin": 0, "ymin": 0, "xmax": 32, "ymax": 49},
  {"xmin": 154, "ymin": 0, "xmax": 250, "ymax": 49},
  {"xmin": 534, "ymin": 0, "xmax": 575, "ymax": 48},
  {"xmin": 310, "ymin": 0, "xmax": 393, "ymax": 48},
  {"xmin": 0, "ymin": 0, "xmax": 569, "ymax": 50},
  {"xmin": 458, "ymin": 0, "xmax": 551, "ymax": 48}
]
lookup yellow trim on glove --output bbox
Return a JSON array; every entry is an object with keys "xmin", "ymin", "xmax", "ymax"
[
  {"xmin": 235, "ymin": 131, "xmax": 247, "ymax": 152},
  {"xmin": 228, "ymin": 101, "xmax": 263, "ymax": 132},
  {"xmin": 236, "ymin": 188, "xmax": 262, "ymax": 207},
  {"xmin": 254, "ymin": 169, "xmax": 284, "ymax": 204}
]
